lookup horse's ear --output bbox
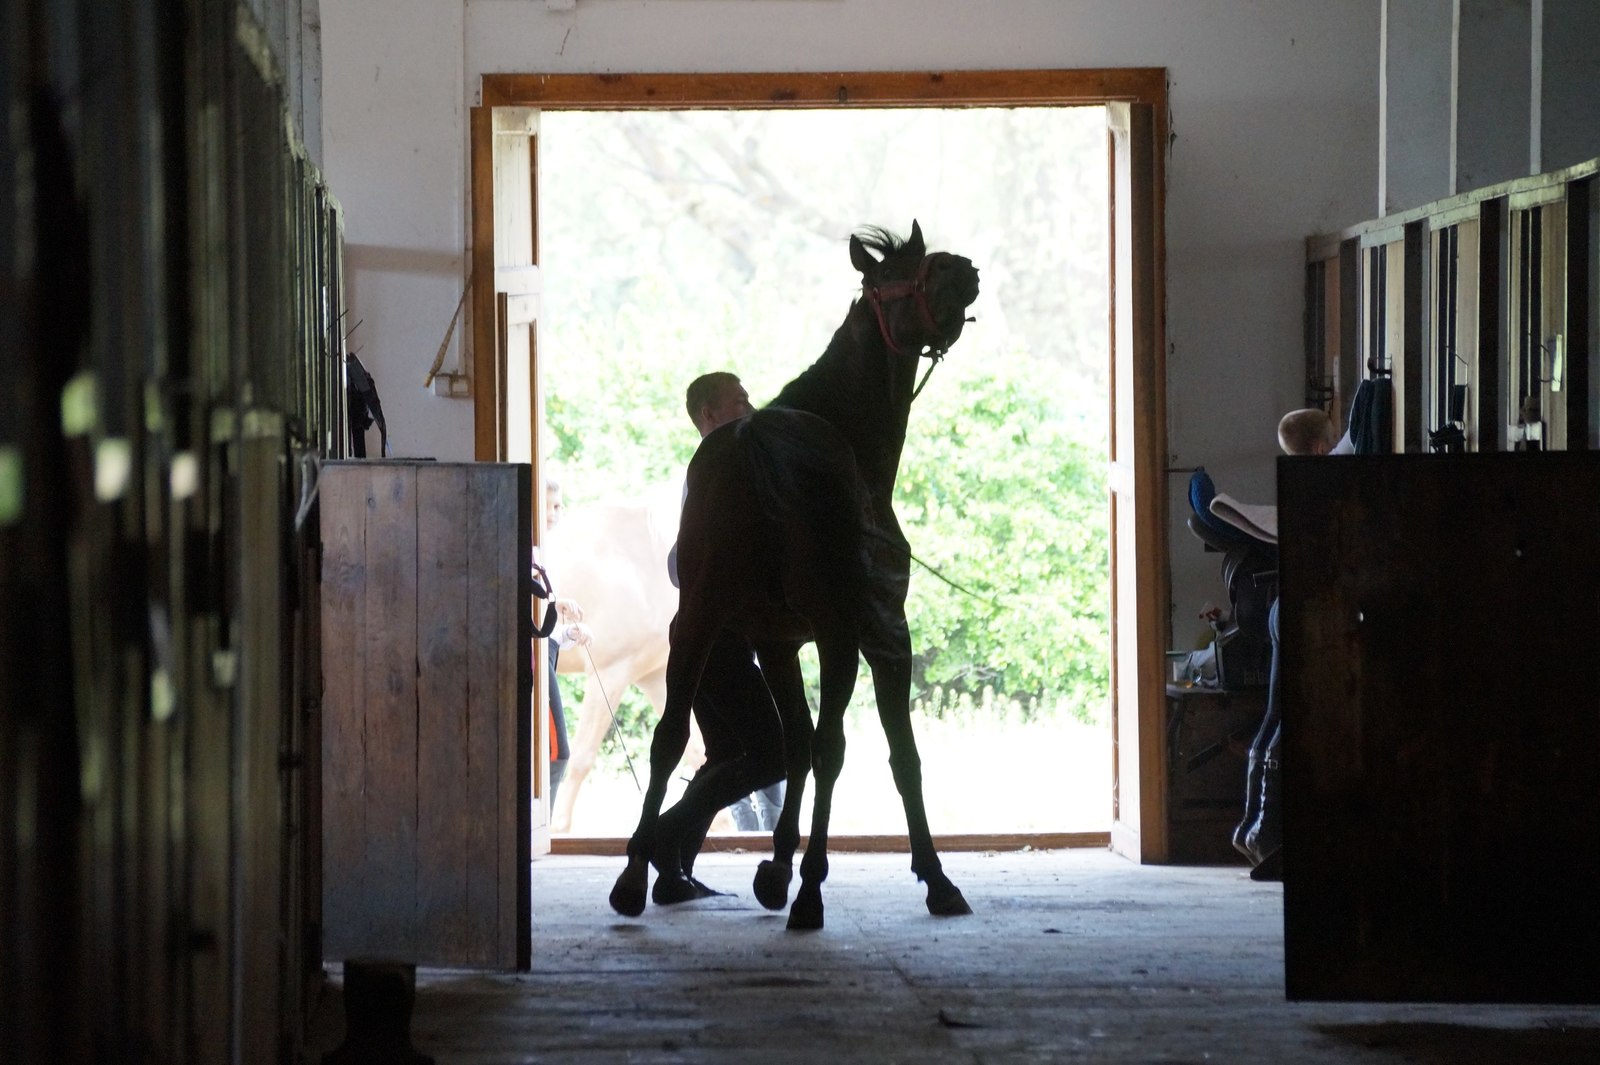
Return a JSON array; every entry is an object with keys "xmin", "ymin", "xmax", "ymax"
[
  {"xmin": 906, "ymin": 220, "xmax": 925, "ymax": 258},
  {"xmin": 849, "ymin": 233, "xmax": 878, "ymax": 276}
]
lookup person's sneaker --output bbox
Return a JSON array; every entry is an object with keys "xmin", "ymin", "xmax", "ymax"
[{"xmin": 651, "ymin": 872, "xmax": 725, "ymax": 905}]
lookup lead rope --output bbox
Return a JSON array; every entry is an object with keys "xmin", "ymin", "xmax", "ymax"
[
  {"xmin": 579, "ymin": 644, "xmax": 644, "ymax": 793},
  {"xmin": 911, "ymin": 351, "xmax": 943, "ymax": 401}
]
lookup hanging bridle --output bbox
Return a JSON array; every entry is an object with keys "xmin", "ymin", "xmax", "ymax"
[{"xmin": 863, "ymin": 252, "xmax": 966, "ymax": 399}]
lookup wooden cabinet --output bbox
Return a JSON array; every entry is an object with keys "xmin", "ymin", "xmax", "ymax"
[
  {"xmin": 1164, "ymin": 686, "xmax": 1265, "ymax": 865},
  {"xmin": 320, "ymin": 461, "xmax": 533, "ymax": 970}
]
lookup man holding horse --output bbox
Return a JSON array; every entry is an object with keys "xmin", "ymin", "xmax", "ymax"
[{"xmin": 651, "ymin": 372, "xmax": 789, "ymax": 904}]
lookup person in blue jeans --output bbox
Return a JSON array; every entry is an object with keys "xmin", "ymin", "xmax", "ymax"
[
  {"xmin": 1232, "ymin": 406, "xmax": 1355, "ymax": 882},
  {"xmin": 1233, "ymin": 597, "xmax": 1281, "ymax": 881}
]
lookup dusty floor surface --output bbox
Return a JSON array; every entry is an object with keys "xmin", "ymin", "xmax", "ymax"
[{"xmin": 309, "ymin": 848, "xmax": 1600, "ymax": 1063}]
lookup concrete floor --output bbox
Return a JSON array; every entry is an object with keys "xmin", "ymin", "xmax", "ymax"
[{"xmin": 311, "ymin": 848, "xmax": 1600, "ymax": 1063}]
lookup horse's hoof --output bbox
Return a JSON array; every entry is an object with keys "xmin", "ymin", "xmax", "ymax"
[
  {"xmin": 652, "ymin": 872, "xmax": 720, "ymax": 906},
  {"xmin": 609, "ymin": 858, "xmax": 649, "ymax": 917},
  {"xmin": 786, "ymin": 890, "xmax": 824, "ymax": 931},
  {"xmin": 927, "ymin": 882, "xmax": 973, "ymax": 917},
  {"xmin": 753, "ymin": 860, "xmax": 793, "ymax": 911}
]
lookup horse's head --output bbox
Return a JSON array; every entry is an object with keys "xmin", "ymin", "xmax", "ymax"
[{"xmin": 850, "ymin": 220, "xmax": 980, "ymax": 358}]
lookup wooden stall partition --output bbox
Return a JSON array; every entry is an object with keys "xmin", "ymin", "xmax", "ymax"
[
  {"xmin": 320, "ymin": 461, "xmax": 532, "ymax": 970},
  {"xmin": 1280, "ymin": 452, "xmax": 1600, "ymax": 1002}
]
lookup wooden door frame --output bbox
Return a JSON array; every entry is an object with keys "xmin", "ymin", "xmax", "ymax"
[{"xmin": 469, "ymin": 68, "xmax": 1171, "ymax": 858}]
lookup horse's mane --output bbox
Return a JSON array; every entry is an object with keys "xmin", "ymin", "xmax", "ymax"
[{"xmin": 853, "ymin": 225, "xmax": 905, "ymax": 258}]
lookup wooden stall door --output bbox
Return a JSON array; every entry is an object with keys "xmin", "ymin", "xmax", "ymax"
[
  {"xmin": 1280, "ymin": 453, "xmax": 1600, "ymax": 1002},
  {"xmin": 320, "ymin": 461, "xmax": 532, "ymax": 970}
]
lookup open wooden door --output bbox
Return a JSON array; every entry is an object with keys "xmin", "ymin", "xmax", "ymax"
[
  {"xmin": 1107, "ymin": 101, "xmax": 1170, "ymax": 862},
  {"xmin": 470, "ymin": 104, "xmax": 552, "ymax": 853}
]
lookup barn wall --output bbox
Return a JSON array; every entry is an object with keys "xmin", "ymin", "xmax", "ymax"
[
  {"xmin": 1, "ymin": 0, "xmax": 342, "ymax": 1061},
  {"xmin": 322, "ymin": 0, "xmax": 1383, "ymax": 635},
  {"xmin": 1381, "ymin": 0, "xmax": 1600, "ymax": 210}
]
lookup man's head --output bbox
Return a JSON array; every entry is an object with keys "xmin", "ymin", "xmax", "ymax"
[
  {"xmin": 544, "ymin": 476, "xmax": 564, "ymax": 529},
  {"xmin": 685, "ymin": 372, "xmax": 753, "ymax": 438},
  {"xmin": 1277, "ymin": 408, "xmax": 1336, "ymax": 455}
]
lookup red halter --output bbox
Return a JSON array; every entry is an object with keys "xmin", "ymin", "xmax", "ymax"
[{"xmin": 863, "ymin": 253, "xmax": 955, "ymax": 359}]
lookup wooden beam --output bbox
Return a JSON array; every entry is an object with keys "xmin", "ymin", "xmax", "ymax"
[
  {"xmin": 1402, "ymin": 220, "xmax": 1427, "ymax": 452},
  {"xmin": 469, "ymin": 107, "xmax": 498, "ymax": 461},
  {"xmin": 551, "ymin": 831, "xmax": 1112, "ymax": 857},
  {"xmin": 1477, "ymin": 201, "xmax": 1504, "ymax": 451},
  {"xmin": 482, "ymin": 68, "xmax": 1167, "ymax": 109}
]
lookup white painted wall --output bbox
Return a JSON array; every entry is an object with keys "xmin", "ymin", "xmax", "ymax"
[
  {"xmin": 1381, "ymin": 0, "xmax": 1455, "ymax": 213},
  {"xmin": 323, "ymin": 0, "xmax": 471, "ymax": 461},
  {"xmin": 1535, "ymin": 0, "xmax": 1600, "ymax": 174},
  {"xmin": 1454, "ymin": 0, "xmax": 1531, "ymax": 194},
  {"xmin": 322, "ymin": 0, "xmax": 1381, "ymax": 637}
]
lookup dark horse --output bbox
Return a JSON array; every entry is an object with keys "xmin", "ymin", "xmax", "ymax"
[{"xmin": 609, "ymin": 221, "xmax": 980, "ymax": 930}]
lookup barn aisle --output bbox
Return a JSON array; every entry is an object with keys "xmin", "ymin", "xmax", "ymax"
[{"xmin": 310, "ymin": 849, "xmax": 1600, "ymax": 1063}]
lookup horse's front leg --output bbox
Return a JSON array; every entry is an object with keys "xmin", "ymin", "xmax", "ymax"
[
  {"xmin": 787, "ymin": 638, "xmax": 857, "ymax": 931},
  {"xmin": 752, "ymin": 646, "xmax": 811, "ymax": 911},
  {"xmin": 866, "ymin": 640, "xmax": 971, "ymax": 918}
]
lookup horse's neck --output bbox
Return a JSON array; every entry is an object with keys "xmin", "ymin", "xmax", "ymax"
[{"xmin": 772, "ymin": 304, "xmax": 914, "ymax": 495}]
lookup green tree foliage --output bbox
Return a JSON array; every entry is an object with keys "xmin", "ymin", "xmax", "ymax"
[{"xmin": 895, "ymin": 350, "xmax": 1108, "ymax": 719}]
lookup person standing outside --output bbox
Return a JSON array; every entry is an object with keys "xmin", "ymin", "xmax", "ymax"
[{"xmin": 537, "ymin": 476, "xmax": 591, "ymax": 807}]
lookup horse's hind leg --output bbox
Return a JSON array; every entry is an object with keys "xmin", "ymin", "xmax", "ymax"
[
  {"xmin": 609, "ymin": 642, "xmax": 706, "ymax": 917},
  {"xmin": 867, "ymin": 644, "xmax": 971, "ymax": 918},
  {"xmin": 751, "ymin": 647, "xmax": 811, "ymax": 911},
  {"xmin": 787, "ymin": 637, "xmax": 857, "ymax": 931}
]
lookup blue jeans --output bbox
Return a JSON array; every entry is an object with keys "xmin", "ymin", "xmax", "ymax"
[{"xmin": 728, "ymin": 780, "xmax": 786, "ymax": 831}]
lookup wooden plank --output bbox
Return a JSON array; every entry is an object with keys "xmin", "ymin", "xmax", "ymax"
[
  {"xmin": 466, "ymin": 465, "xmax": 509, "ymax": 966},
  {"xmin": 361, "ymin": 464, "xmax": 419, "ymax": 957},
  {"xmin": 1281, "ymin": 452, "xmax": 1600, "ymax": 1002},
  {"xmin": 481, "ymin": 68, "xmax": 1168, "ymax": 109},
  {"xmin": 470, "ymin": 107, "xmax": 498, "ymax": 461},
  {"xmin": 238, "ymin": 430, "xmax": 287, "ymax": 1057},
  {"xmin": 320, "ymin": 465, "xmax": 368, "ymax": 958},
  {"xmin": 1477, "ymin": 203, "xmax": 1504, "ymax": 451},
  {"xmin": 513, "ymin": 466, "xmax": 532, "ymax": 968},
  {"xmin": 1339, "ymin": 238, "xmax": 1362, "ymax": 427},
  {"xmin": 465, "ymin": 464, "xmax": 532, "ymax": 969},
  {"xmin": 414, "ymin": 465, "xmax": 473, "ymax": 962},
  {"xmin": 1402, "ymin": 222, "xmax": 1426, "ymax": 451}
]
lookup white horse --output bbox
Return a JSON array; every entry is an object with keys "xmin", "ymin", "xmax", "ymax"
[{"xmin": 546, "ymin": 480, "xmax": 692, "ymax": 833}]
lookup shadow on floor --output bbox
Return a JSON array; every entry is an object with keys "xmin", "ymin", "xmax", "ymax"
[{"xmin": 1317, "ymin": 1021, "xmax": 1600, "ymax": 1064}]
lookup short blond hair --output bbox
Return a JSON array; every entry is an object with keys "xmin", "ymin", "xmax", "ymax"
[{"xmin": 1277, "ymin": 408, "xmax": 1335, "ymax": 455}]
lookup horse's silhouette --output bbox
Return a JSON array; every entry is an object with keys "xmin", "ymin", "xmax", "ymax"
[{"xmin": 609, "ymin": 222, "xmax": 981, "ymax": 930}]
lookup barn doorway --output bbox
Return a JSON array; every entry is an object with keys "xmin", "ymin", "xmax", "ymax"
[{"xmin": 470, "ymin": 70, "xmax": 1171, "ymax": 861}]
